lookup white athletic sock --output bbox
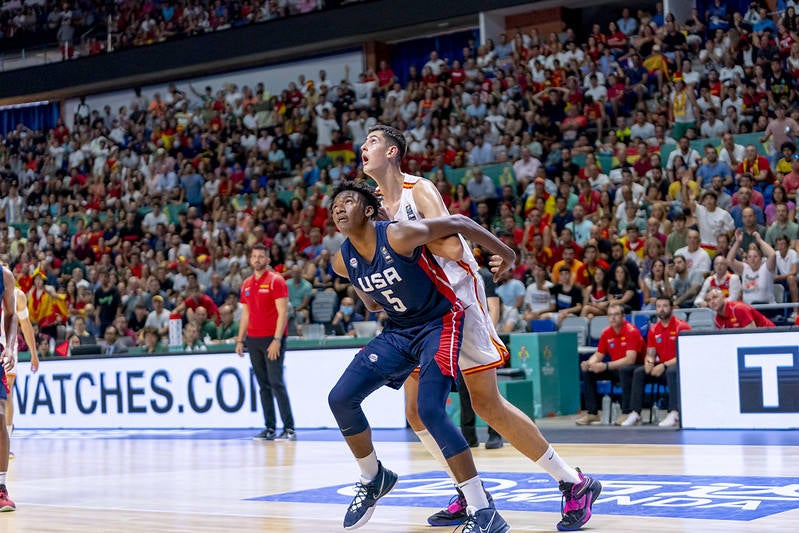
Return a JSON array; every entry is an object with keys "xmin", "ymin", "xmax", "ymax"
[
  {"xmin": 0, "ymin": 472, "xmax": 6, "ymax": 485},
  {"xmin": 458, "ymin": 476, "xmax": 489, "ymax": 509},
  {"xmin": 356, "ymin": 450, "xmax": 379, "ymax": 483},
  {"xmin": 415, "ymin": 430, "xmax": 456, "ymax": 481},
  {"xmin": 536, "ymin": 445, "xmax": 581, "ymax": 484}
]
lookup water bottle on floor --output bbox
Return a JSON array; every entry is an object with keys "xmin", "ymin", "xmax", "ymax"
[
  {"xmin": 652, "ymin": 404, "xmax": 661, "ymax": 425},
  {"xmin": 601, "ymin": 394, "xmax": 611, "ymax": 425},
  {"xmin": 611, "ymin": 401, "xmax": 621, "ymax": 425}
]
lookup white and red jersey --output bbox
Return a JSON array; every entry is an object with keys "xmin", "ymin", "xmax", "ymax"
[
  {"xmin": 1, "ymin": 287, "xmax": 28, "ymax": 369},
  {"xmin": 390, "ymin": 174, "xmax": 481, "ymax": 307},
  {"xmin": 386, "ymin": 173, "xmax": 509, "ymax": 373}
]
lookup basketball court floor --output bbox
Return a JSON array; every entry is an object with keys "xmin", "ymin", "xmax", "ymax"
[{"xmin": 3, "ymin": 418, "xmax": 798, "ymax": 532}]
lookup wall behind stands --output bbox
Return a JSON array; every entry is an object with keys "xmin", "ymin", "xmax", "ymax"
[
  {"xmin": 0, "ymin": 0, "xmax": 534, "ymax": 104},
  {"xmin": 63, "ymin": 50, "xmax": 364, "ymax": 129}
]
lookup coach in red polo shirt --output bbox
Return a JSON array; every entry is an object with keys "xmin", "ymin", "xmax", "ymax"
[
  {"xmin": 236, "ymin": 243, "xmax": 295, "ymax": 441},
  {"xmin": 706, "ymin": 288, "xmax": 775, "ymax": 329},
  {"xmin": 576, "ymin": 303, "xmax": 644, "ymax": 425},
  {"xmin": 624, "ymin": 296, "xmax": 691, "ymax": 428}
]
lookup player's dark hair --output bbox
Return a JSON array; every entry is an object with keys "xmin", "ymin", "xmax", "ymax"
[
  {"xmin": 331, "ymin": 181, "xmax": 381, "ymax": 220},
  {"xmin": 368, "ymin": 124, "xmax": 407, "ymax": 161}
]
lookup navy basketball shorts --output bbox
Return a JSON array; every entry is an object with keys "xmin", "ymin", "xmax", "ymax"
[{"xmin": 354, "ymin": 304, "xmax": 465, "ymax": 389}]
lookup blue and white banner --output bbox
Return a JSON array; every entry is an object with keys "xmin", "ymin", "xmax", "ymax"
[
  {"xmin": 12, "ymin": 349, "xmax": 406, "ymax": 429},
  {"xmin": 253, "ymin": 471, "xmax": 799, "ymax": 521},
  {"xmin": 678, "ymin": 330, "xmax": 799, "ymax": 429}
]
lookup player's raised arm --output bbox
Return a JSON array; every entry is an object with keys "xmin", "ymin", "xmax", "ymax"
[
  {"xmin": 388, "ymin": 214, "xmax": 516, "ymax": 279},
  {"xmin": 15, "ymin": 290, "xmax": 37, "ymax": 372}
]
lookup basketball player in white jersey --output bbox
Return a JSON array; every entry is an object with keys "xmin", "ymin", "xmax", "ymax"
[
  {"xmin": 361, "ymin": 125, "xmax": 601, "ymax": 531},
  {"xmin": 2, "ymin": 283, "xmax": 40, "ymax": 446},
  {"xmin": 0, "ymin": 265, "xmax": 18, "ymax": 510}
]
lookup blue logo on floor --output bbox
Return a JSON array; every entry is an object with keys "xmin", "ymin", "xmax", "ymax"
[{"xmin": 250, "ymin": 471, "xmax": 799, "ymax": 521}]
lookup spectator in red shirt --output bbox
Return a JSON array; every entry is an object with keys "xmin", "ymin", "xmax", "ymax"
[
  {"xmin": 622, "ymin": 296, "xmax": 690, "ymax": 427},
  {"xmin": 576, "ymin": 244, "xmax": 610, "ymax": 286},
  {"xmin": 576, "ymin": 303, "xmax": 644, "ymax": 425},
  {"xmin": 376, "ymin": 60, "xmax": 396, "ymax": 92},
  {"xmin": 706, "ymin": 288, "xmax": 775, "ymax": 329},
  {"xmin": 174, "ymin": 285, "xmax": 220, "ymax": 322},
  {"xmin": 782, "ymin": 153, "xmax": 799, "ymax": 201},
  {"xmin": 736, "ymin": 145, "xmax": 773, "ymax": 194}
]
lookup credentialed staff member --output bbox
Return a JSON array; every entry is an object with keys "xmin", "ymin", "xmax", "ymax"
[{"xmin": 236, "ymin": 244, "xmax": 295, "ymax": 441}]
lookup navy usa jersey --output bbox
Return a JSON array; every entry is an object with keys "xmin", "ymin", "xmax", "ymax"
[{"xmin": 340, "ymin": 221, "xmax": 458, "ymax": 328}]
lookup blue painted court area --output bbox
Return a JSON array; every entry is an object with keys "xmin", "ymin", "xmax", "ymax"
[
  {"xmin": 251, "ymin": 471, "xmax": 799, "ymax": 521},
  {"xmin": 14, "ymin": 426, "xmax": 799, "ymax": 446}
]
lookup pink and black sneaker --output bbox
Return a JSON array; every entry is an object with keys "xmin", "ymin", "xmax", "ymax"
[
  {"xmin": 426, "ymin": 485, "xmax": 494, "ymax": 527},
  {"xmin": 557, "ymin": 468, "xmax": 602, "ymax": 531}
]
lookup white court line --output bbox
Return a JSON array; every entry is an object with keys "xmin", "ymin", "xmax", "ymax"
[{"xmin": 18, "ymin": 501, "xmax": 431, "ymax": 525}]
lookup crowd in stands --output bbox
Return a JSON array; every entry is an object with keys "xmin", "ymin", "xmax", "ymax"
[
  {"xmin": 1, "ymin": 0, "xmax": 799, "ymax": 359},
  {"xmin": 0, "ymin": 0, "xmax": 327, "ymax": 57}
]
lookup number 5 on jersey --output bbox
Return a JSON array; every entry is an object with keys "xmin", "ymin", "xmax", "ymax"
[{"xmin": 381, "ymin": 290, "xmax": 407, "ymax": 312}]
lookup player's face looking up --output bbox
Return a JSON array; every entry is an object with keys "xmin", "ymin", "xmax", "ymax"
[
  {"xmin": 331, "ymin": 191, "xmax": 374, "ymax": 235},
  {"xmin": 361, "ymin": 131, "xmax": 399, "ymax": 173}
]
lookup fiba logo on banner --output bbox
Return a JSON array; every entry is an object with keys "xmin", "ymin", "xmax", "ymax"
[{"xmin": 737, "ymin": 346, "xmax": 799, "ymax": 413}]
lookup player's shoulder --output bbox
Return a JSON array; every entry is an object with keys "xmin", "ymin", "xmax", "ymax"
[{"xmin": 406, "ymin": 174, "xmax": 435, "ymax": 192}]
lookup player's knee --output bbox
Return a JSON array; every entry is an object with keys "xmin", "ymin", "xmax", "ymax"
[
  {"xmin": 416, "ymin": 397, "xmax": 447, "ymax": 430},
  {"xmin": 328, "ymin": 382, "xmax": 355, "ymax": 418},
  {"xmin": 467, "ymin": 382, "xmax": 503, "ymax": 412},
  {"xmin": 471, "ymin": 397, "xmax": 504, "ymax": 423}
]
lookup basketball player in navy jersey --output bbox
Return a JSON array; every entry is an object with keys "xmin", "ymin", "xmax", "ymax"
[
  {"xmin": 362, "ymin": 124, "xmax": 601, "ymax": 531},
  {"xmin": 0, "ymin": 266, "xmax": 18, "ymax": 511},
  {"xmin": 328, "ymin": 181, "xmax": 514, "ymax": 532}
]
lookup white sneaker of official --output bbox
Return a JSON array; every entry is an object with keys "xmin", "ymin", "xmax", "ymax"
[
  {"xmin": 658, "ymin": 411, "xmax": 680, "ymax": 427},
  {"xmin": 620, "ymin": 411, "xmax": 641, "ymax": 426}
]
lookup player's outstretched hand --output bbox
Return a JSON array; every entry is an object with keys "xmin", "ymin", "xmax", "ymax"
[
  {"xmin": 489, "ymin": 252, "xmax": 515, "ymax": 282},
  {"xmin": 2, "ymin": 350, "xmax": 15, "ymax": 374}
]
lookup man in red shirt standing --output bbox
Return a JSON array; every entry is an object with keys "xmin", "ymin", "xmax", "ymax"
[
  {"xmin": 576, "ymin": 304, "xmax": 644, "ymax": 425},
  {"xmin": 236, "ymin": 244, "xmax": 295, "ymax": 441},
  {"xmin": 623, "ymin": 296, "xmax": 690, "ymax": 427},
  {"xmin": 706, "ymin": 288, "xmax": 775, "ymax": 329}
]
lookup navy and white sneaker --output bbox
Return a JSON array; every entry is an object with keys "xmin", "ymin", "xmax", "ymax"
[
  {"xmin": 343, "ymin": 461, "xmax": 398, "ymax": 530},
  {"xmin": 458, "ymin": 506, "xmax": 510, "ymax": 533},
  {"xmin": 557, "ymin": 468, "xmax": 602, "ymax": 531}
]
